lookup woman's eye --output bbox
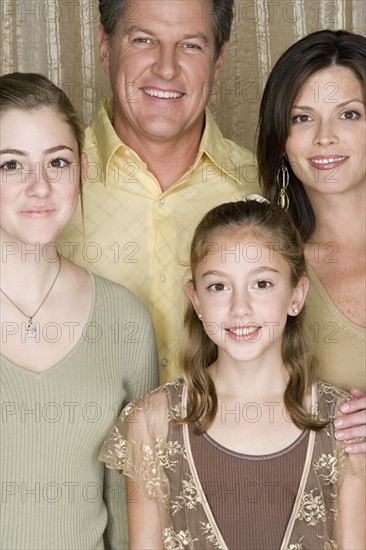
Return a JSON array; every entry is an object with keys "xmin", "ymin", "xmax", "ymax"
[
  {"xmin": 209, "ymin": 283, "xmax": 227, "ymax": 292},
  {"xmin": 48, "ymin": 158, "xmax": 69, "ymax": 169},
  {"xmin": 0, "ymin": 160, "xmax": 21, "ymax": 171},
  {"xmin": 292, "ymin": 114, "xmax": 311, "ymax": 123},
  {"xmin": 341, "ymin": 110, "xmax": 360, "ymax": 120},
  {"xmin": 254, "ymin": 280, "xmax": 271, "ymax": 289}
]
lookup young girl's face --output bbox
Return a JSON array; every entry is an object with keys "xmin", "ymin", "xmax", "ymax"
[
  {"xmin": 0, "ymin": 107, "xmax": 83, "ymax": 247},
  {"xmin": 187, "ymin": 229, "xmax": 308, "ymax": 366}
]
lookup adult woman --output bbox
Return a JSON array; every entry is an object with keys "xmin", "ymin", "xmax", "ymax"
[
  {"xmin": 257, "ymin": 30, "xmax": 365, "ymax": 451},
  {"xmin": 0, "ymin": 73, "xmax": 158, "ymax": 549}
]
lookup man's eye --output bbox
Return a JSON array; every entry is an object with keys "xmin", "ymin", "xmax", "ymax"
[
  {"xmin": 184, "ymin": 43, "xmax": 201, "ymax": 50},
  {"xmin": 134, "ymin": 37, "xmax": 151, "ymax": 44}
]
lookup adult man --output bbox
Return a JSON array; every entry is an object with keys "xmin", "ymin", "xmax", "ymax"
[{"xmin": 61, "ymin": 0, "xmax": 259, "ymax": 383}]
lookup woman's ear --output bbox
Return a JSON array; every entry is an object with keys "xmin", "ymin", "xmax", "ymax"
[
  {"xmin": 288, "ymin": 276, "xmax": 309, "ymax": 316},
  {"xmin": 186, "ymin": 281, "xmax": 201, "ymax": 317},
  {"xmin": 81, "ymin": 153, "xmax": 89, "ymax": 186}
]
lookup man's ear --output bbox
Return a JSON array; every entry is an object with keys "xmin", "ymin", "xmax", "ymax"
[
  {"xmin": 186, "ymin": 281, "xmax": 201, "ymax": 317},
  {"xmin": 213, "ymin": 44, "xmax": 226, "ymax": 84},
  {"xmin": 81, "ymin": 153, "xmax": 89, "ymax": 186},
  {"xmin": 288, "ymin": 276, "xmax": 309, "ymax": 316},
  {"xmin": 98, "ymin": 24, "xmax": 111, "ymax": 75}
]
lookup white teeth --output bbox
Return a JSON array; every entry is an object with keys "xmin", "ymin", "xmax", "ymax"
[
  {"xmin": 311, "ymin": 157, "xmax": 346, "ymax": 164},
  {"xmin": 143, "ymin": 88, "xmax": 183, "ymax": 99},
  {"xmin": 229, "ymin": 326, "xmax": 259, "ymax": 336}
]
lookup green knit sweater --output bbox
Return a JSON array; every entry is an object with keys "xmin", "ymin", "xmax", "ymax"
[{"xmin": 0, "ymin": 272, "xmax": 159, "ymax": 549}]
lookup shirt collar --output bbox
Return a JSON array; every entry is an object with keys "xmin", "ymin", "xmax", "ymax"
[
  {"xmin": 192, "ymin": 108, "xmax": 232, "ymax": 171},
  {"xmin": 89, "ymin": 98, "xmax": 143, "ymax": 182},
  {"xmin": 89, "ymin": 99, "xmax": 232, "ymax": 183}
]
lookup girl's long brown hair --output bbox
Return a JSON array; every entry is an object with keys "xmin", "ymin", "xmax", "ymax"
[{"xmin": 177, "ymin": 200, "xmax": 327, "ymax": 433}]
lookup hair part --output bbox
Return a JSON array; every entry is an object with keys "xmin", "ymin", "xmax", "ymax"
[
  {"xmin": 256, "ymin": 30, "xmax": 366, "ymax": 241},
  {"xmin": 99, "ymin": 0, "xmax": 234, "ymax": 59},
  {"xmin": 177, "ymin": 200, "xmax": 327, "ymax": 433}
]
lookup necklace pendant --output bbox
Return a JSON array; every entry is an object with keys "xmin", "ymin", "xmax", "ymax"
[{"xmin": 26, "ymin": 319, "xmax": 37, "ymax": 338}]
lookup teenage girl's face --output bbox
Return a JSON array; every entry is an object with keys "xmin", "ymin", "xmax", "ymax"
[
  {"xmin": 187, "ymin": 230, "xmax": 308, "ymax": 367},
  {"xmin": 0, "ymin": 107, "xmax": 83, "ymax": 247},
  {"xmin": 285, "ymin": 66, "xmax": 366, "ymax": 201}
]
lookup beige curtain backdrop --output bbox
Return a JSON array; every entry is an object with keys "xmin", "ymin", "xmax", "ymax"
[{"xmin": 1, "ymin": 0, "xmax": 365, "ymax": 153}]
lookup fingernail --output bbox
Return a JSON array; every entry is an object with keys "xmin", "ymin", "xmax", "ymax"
[
  {"xmin": 334, "ymin": 418, "xmax": 343, "ymax": 426},
  {"xmin": 335, "ymin": 431, "xmax": 344, "ymax": 440},
  {"xmin": 345, "ymin": 445, "xmax": 353, "ymax": 453},
  {"xmin": 340, "ymin": 403, "xmax": 350, "ymax": 412}
]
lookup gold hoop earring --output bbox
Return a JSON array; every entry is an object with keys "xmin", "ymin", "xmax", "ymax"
[{"xmin": 277, "ymin": 159, "xmax": 290, "ymax": 211}]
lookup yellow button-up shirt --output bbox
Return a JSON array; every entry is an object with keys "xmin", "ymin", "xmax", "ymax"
[{"xmin": 60, "ymin": 99, "xmax": 259, "ymax": 383}]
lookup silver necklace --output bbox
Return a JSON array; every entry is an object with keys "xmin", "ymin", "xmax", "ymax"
[{"xmin": 0, "ymin": 254, "xmax": 62, "ymax": 338}]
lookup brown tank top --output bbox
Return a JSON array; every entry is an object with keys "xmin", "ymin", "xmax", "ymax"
[{"xmin": 189, "ymin": 424, "xmax": 309, "ymax": 549}]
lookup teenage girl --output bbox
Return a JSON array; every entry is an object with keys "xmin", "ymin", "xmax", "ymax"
[{"xmin": 0, "ymin": 72, "xmax": 158, "ymax": 549}]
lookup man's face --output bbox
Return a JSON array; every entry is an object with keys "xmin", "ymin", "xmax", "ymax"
[{"xmin": 99, "ymin": 0, "xmax": 225, "ymax": 145}]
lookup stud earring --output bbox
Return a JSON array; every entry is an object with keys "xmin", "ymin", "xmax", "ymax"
[
  {"xmin": 198, "ymin": 314, "xmax": 202, "ymax": 320},
  {"xmin": 292, "ymin": 306, "xmax": 299, "ymax": 314}
]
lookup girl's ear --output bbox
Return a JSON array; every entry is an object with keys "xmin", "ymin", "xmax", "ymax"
[
  {"xmin": 288, "ymin": 276, "xmax": 309, "ymax": 316},
  {"xmin": 81, "ymin": 153, "xmax": 89, "ymax": 186},
  {"xmin": 186, "ymin": 281, "xmax": 201, "ymax": 317}
]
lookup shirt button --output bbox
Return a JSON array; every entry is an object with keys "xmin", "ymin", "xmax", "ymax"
[
  {"xmin": 124, "ymin": 150, "xmax": 131, "ymax": 156},
  {"xmin": 160, "ymin": 358, "xmax": 169, "ymax": 367},
  {"xmin": 160, "ymin": 274, "xmax": 166, "ymax": 283},
  {"xmin": 159, "ymin": 198, "xmax": 165, "ymax": 206}
]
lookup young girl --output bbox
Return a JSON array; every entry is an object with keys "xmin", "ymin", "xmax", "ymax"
[
  {"xmin": 100, "ymin": 198, "xmax": 365, "ymax": 549},
  {"xmin": 0, "ymin": 73, "xmax": 158, "ymax": 549}
]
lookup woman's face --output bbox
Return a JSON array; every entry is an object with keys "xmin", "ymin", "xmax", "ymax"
[
  {"xmin": 0, "ymin": 107, "xmax": 82, "ymax": 246},
  {"xmin": 285, "ymin": 66, "xmax": 365, "ymax": 202}
]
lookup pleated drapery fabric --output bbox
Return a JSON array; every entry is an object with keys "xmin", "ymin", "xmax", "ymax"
[{"xmin": 0, "ymin": 0, "xmax": 364, "ymax": 153}]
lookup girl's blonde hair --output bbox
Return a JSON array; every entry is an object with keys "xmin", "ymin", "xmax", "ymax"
[{"xmin": 179, "ymin": 200, "xmax": 326, "ymax": 433}]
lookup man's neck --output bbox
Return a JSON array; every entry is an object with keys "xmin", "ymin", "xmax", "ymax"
[{"xmin": 113, "ymin": 120, "xmax": 205, "ymax": 192}]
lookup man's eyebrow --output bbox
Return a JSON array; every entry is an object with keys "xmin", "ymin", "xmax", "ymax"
[
  {"xmin": 181, "ymin": 33, "xmax": 208, "ymax": 45},
  {"xmin": 126, "ymin": 25, "xmax": 156, "ymax": 35}
]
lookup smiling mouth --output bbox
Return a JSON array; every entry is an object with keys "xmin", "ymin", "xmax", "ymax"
[
  {"xmin": 142, "ymin": 88, "xmax": 184, "ymax": 99},
  {"xmin": 226, "ymin": 325, "xmax": 262, "ymax": 337},
  {"xmin": 309, "ymin": 156, "xmax": 348, "ymax": 168}
]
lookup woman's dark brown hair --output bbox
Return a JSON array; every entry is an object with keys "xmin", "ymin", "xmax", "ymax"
[{"xmin": 257, "ymin": 30, "xmax": 366, "ymax": 241}]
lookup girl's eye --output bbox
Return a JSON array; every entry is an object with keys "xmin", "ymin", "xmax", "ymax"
[
  {"xmin": 253, "ymin": 280, "xmax": 271, "ymax": 289},
  {"xmin": 48, "ymin": 158, "xmax": 69, "ymax": 169},
  {"xmin": 292, "ymin": 114, "xmax": 311, "ymax": 123},
  {"xmin": 0, "ymin": 160, "xmax": 22, "ymax": 172},
  {"xmin": 208, "ymin": 283, "xmax": 228, "ymax": 292},
  {"xmin": 340, "ymin": 110, "xmax": 360, "ymax": 120}
]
